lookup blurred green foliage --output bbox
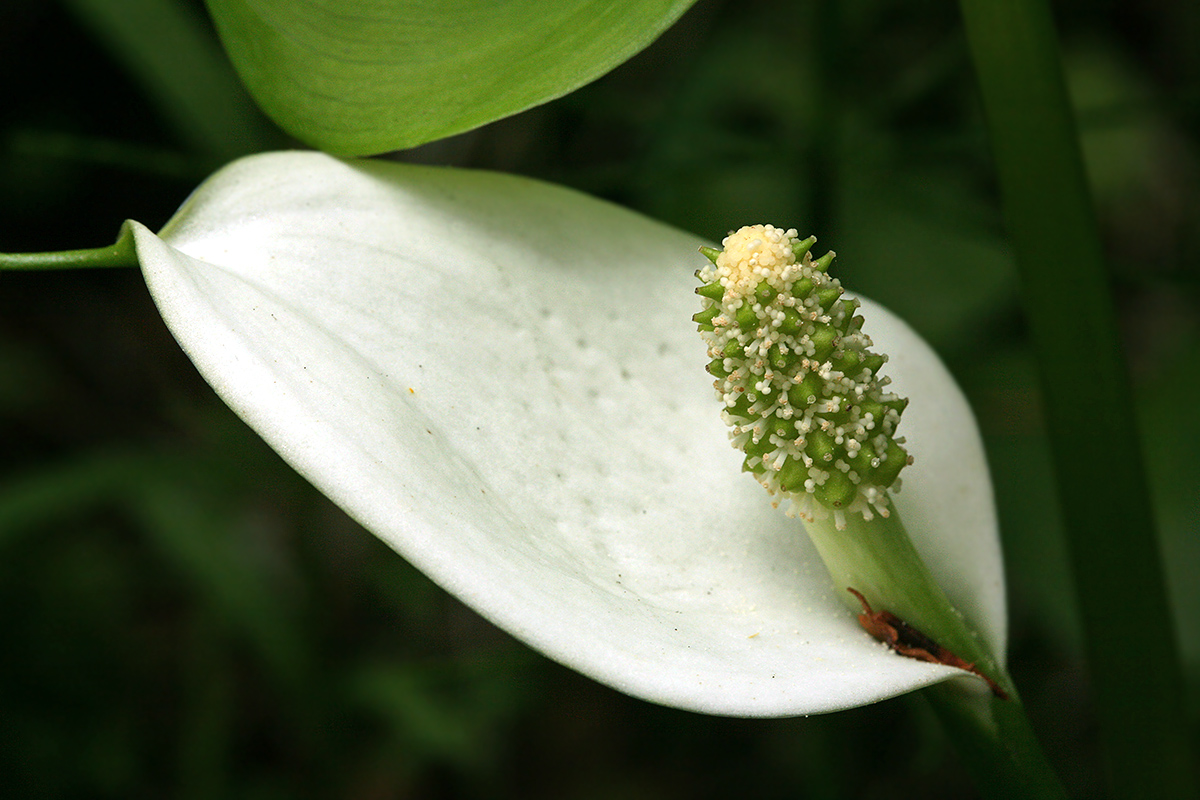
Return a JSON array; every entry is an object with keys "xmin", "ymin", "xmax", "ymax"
[{"xmin": 2, "ymin": 0, "xmax": 1197, "ymax": 797}]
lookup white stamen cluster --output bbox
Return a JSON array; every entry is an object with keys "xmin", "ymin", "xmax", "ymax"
[{"xmin": 694, "ymin": 224, "xmax": 912, "ymax": 530}]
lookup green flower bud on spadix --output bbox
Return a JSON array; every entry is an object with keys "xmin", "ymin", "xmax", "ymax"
[{"xmin": 694, "ymin": 224, "xmax": 913, "ymax": 529}]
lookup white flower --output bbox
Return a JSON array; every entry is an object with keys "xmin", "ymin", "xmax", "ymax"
[{"xmin": 129, "ymin": 151, "xmax": 1006, "ymax": 716}]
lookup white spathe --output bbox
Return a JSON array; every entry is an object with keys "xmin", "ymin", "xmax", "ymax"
[{"xmin": 130, "ymin": 151, "xmax": 1005, "ymax": 716}]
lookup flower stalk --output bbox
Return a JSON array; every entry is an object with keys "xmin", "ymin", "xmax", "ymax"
[
  {"xmin": 695, "ymin": 224, "xmax": 1064, "ymax": 797},
  {"xmin": 0, "ymin": 223, "xmax": 138, "ymax": 271}
]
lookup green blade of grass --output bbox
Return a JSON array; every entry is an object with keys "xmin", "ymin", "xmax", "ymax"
[{"xmin": 956, "ymin": 1, "xmax": 1197, "ymax": 796}]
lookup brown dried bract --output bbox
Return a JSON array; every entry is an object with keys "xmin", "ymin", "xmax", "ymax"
[{"xmin": 847, "ymin": 587, "xmax": 1008, "ymax": 700}]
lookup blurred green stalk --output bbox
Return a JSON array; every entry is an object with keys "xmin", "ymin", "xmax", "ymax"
[{"xmin": 957, "ymin": 1, "xmax": 1197, "ymax": 797}]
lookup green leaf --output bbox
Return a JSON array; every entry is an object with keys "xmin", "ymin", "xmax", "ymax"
[{"xmin": 204, "ymin": 0, "xmax": 697, "ymax": 155}]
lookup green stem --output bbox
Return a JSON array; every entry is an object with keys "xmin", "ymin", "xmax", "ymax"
[
  {"xmin": 956, "ymin": 1, "xmax": 1197, "ymax": 797},
  {"xmin": 804, "ymin": 510, "xmax": 1065, "ymax": 797},
  {"xmin": 0, "ymin": 221, "xmax": 138, "ymax": 270},
  {"xmin": 806, "ymin": 510, "xmax": 1003, "ymax": 684},
  {"xmin": 925, "ymin": 686, "xmax": 1067, "ymax": 800}
]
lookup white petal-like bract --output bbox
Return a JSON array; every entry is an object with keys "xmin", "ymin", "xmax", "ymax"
[{"xmin": 131, "ymin": 151, "xmax": 1004, "ymax": 716}]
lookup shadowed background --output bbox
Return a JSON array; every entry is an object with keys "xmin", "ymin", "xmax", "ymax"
[{"xmin": 2, "ymin": 0, "xmax": 1197, "ymax": 796}]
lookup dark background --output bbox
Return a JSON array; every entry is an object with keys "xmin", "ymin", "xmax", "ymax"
[{"xmin": 2, "ymin": 0, "xmax": 1198, "ymax": 797}]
